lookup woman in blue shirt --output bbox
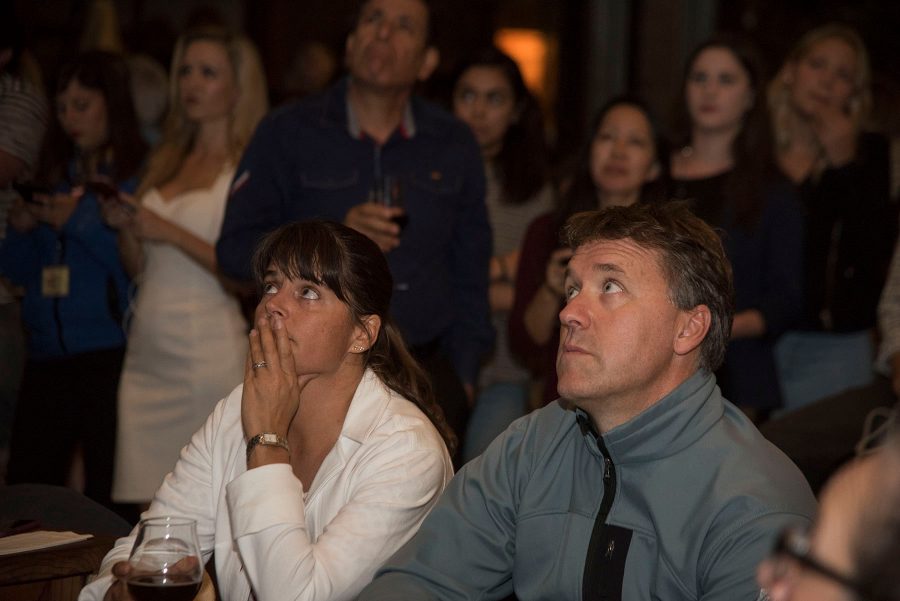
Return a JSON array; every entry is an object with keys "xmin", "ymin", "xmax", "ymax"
[{"xmin": 1, "ymin": 50, "xmax": 146, "ymax": 511}]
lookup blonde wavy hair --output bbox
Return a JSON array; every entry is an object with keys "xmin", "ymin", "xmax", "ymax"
[
  {"xmin": 768, "ymin": 24, "xmax": 872, "ymax": 158},
  {"xmin": 136, "ymin": 27, "xmax": 268, "ymax": 198}
]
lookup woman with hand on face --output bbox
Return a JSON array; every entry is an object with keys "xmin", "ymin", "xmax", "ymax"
[
  {"xmin": 0, "ymin": 51, "xmax": 145, "ymax": 509},
  {"xmin": 768, "ymin": 24, "xmax": 895, "ymax": 412},
  {"xmin": 509, "ymin": 96, "xmax": 667, "ymax": 407},
  {"xmin": 78, "ymin": 221, "xmax": 454, "ymax": 601},
  {"xmin": 105, "ymin": 27, "xmax": 268, "ymax": 506},
  {"xmin": 669, "ymin": 34, "xmax": 803, "ymax": 420},
  {"xmin": 451, "ymin": 47, "xmax": 553, "ymax": 460}
]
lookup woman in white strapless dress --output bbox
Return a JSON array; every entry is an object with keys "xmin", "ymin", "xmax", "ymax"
[{"xmin": 101, "ymin": 27, "xmax": 269, "ymax": 503}]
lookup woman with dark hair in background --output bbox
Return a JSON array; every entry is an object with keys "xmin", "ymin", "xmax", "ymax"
[
  {"xmin": 451, "ymin": 46, "xmax": 553, "ymax": 460},
  {"xmin": 509, "ymin": 95, "xmax": 667, "ymax": 407},
  {"xmin": 668, "ymin": 34, "xmax": 803, "ymax": 420},
  {"xmin": 0, "ymin": 50, "xmax": 145, "ymax": 508},
  {"xmin": 769, "ymin": 24, "xmax": 896, "ymax": 412},
  {"xmin": 103, "ymin": 27, "xmax": 268, "ymax": 506},
  {"xmin": 80, "ymin": 220, "xmax": 454, "ymax": 601}
]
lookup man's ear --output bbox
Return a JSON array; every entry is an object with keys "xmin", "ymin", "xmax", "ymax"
[
  {"xmin": 673, "ymin": 305, "xmax": 711, "ymax": 357},
  {"xmin": 344, "ymin": 33, "xmax": 357, "ymax": 70},
  {"xmin": 417, "ymin": 46, "xmax": 439, "ymax": 82}
]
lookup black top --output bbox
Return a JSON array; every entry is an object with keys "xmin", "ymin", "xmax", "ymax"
[
  {"xmin": 669, "ymin": 171, "xmax": 804, "ymax": 409},
  {"xmin": 798, "ymin": 132, "xmax": 897, "ymax": 332}
]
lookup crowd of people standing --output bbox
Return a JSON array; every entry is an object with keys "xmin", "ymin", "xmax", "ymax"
[{"xmin": 1, "ymin": 1, "xmax": 899, "ymax": 599}]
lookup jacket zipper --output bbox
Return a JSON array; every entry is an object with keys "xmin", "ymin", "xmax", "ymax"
[{"xmin": 582, "ymin": 435, "xmax": 617, "ymax": 599}]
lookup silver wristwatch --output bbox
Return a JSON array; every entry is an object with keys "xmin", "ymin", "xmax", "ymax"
[{"xmin": 246, "ymin": 432, "xmax": 290, "ymax": 462}]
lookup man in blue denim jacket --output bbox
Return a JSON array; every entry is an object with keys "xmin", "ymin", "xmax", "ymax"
[
  {"xmin": 216, "ymin": 0, "xmax": 492, "ymax": 449},
  {"xmin": 359, "ymin": 202, "xmax": 817, "ymax": 601}
]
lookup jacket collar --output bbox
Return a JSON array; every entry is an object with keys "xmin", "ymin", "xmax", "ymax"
[{"xmin": 576, "ymin": 370, "xmax": 724, "ymax": 465}]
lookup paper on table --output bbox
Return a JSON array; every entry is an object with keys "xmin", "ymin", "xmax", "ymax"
[{"xmin": 0, "ymin": 530, "xmax": 93, "ymax": 555}]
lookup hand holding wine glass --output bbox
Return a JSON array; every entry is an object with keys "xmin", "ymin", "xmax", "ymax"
[{"xmin": 119, "ymin": 517, "xmax": 203, "ymax": 601}]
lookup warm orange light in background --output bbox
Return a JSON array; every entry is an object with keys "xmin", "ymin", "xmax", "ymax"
[{"xmin": 494, "ymin": 28, "xmax": 549, "ymax": 96}]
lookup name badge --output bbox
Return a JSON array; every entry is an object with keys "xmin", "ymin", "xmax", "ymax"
[{"xmin": 42, "ymin": 265, "xmax": 70, "ymax": 297}]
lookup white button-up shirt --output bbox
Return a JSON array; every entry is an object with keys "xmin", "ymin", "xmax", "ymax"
[{"xmin": 80, "ymin": 369, "xmax": 453, "ymax": 601}]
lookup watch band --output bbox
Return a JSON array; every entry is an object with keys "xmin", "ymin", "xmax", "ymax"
[{"xmin": 246, "ymin": 432, "xmax": 290, "ymax": 462}]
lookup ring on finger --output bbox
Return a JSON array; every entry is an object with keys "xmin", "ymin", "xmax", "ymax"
[{"xmin": 252, "ymin": 361, "xmax": 268, "ymax": 369}]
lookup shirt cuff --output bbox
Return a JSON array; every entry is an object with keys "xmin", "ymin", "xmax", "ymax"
[{"xmin": 225, "ymin": 463, "xmax": 306, "ymax": 537}]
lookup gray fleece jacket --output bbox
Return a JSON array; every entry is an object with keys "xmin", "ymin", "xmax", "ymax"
[{"xmin": 359, "ymin": 370, "xmax": 816, "ymax": 600}]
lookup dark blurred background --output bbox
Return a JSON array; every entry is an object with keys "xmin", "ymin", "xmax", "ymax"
[{"xmin": 12, "ymin": 0, "xmax": 900, "ymax": 167}]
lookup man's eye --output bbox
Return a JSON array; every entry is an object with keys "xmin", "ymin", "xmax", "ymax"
[
  {"xmin": 565, "ymin": 286, "xmax": 579, "ymax": 301},
  {"xmin": 456, "ymin": 89, "xmax": 476, "ymax": 103},
  {"xmin": 602, "ymin": 280, "xmax": 623, "ymax": 294}
]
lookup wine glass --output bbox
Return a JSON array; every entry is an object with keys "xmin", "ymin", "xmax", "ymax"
[
  {"xmin": 370, "ymin": 175, "xmax": 408, "ymax": 233},
  {"xmin": 125, "ymin": 516, "xmax": 203, "ymax": 601}
]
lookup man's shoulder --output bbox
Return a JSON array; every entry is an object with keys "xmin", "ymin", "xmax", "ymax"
[
  {"xmin": 698, "ymin": 404, "xmax": 816, "ymax": 516},
  {"xmin": 411, "ymin": 94, "xmax": 476, "ymax": 143},
  {"xmin": 483, "ymin": 400, "xmax": 580, "ymax": 461}
]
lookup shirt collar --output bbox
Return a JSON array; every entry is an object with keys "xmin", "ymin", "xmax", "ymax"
[{"xmin": 344, "ymin": 84, "xmax": 417, "ymax": 141}]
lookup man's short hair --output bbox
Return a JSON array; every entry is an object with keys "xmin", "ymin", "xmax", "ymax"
[{"xmin": 562, "ymin": 201, "xmax": 735, "ymax": 372}]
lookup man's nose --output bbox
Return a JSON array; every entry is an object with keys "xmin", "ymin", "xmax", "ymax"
[
  {"xmin": 559, "ymin": 296, "xmax": 585, "ymax": 329},
  {"xmin": 376, "ymin": 19, "xmax": 393, "ymax": 39}
]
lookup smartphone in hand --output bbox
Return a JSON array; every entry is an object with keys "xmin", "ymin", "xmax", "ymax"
[
  {"xmin": 85, "ymin": 177, "xmax": 136, "ymax": 214},
  {"xmin": 84, "ymin": 177, "xmax": 119, "ymax": 198}
]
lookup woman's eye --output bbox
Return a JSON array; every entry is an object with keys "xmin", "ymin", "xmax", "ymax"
[
  {"xmin": 689, "ymin": 72, "xmax": 706, "ymax": 84},
  {"xmin": 602, "ymin": 280, "xmax": 623, "ymax": 294},
  {"xmin": 299, "ymin": 286, "xmax": 320, "ymax": 300},
  {"xmin": 628, "ymin": 135, "xmax": 648, "ymax": 147},
  {"xmin": 263, "ymin": 283, "xmax": 277, "ymax": 294},
  {"xmin": 202, "ymin": 66, "xmax": 216, "ymax": 78},
  {"xmin": 73, "ymin": 100, "xmax": 89, "ymax": 111}
]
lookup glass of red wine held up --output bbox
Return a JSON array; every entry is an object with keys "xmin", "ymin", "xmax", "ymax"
[
  {"xmin": 370, "ymin": 175, "xmax": 408, "ymax": 233},
  {"xmin": 126, "ymin": 516, "xmax": 203, "ymax": 601}
]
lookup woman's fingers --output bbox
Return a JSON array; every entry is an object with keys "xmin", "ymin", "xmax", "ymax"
[
  {"xmin": 272, "ymin": 317, "xmax": 295, "ymax": 376},
  {"xmin": 256, "ymin": 316, "xmax": 279, "ymax": 371},
  {"xmin": 248, "ymin": 325, "xmax": 264, "ymax": 370}
]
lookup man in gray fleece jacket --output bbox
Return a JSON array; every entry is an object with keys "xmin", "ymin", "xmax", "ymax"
[{"xmin": 359, "ymin": 201, "xmax": 816, "ymax": 601}]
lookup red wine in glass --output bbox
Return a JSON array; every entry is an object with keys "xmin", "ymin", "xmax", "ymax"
[
  {"xmin": 126, "ymin": 517, "xmax": 203, "ymax": 601},
  {"xmin": 372, "ymin": 175, "xmax": 407, "ymax": 233},
  {"xmin": 127, "ymin": 574, "xmax": 201, "ymax": 601}
]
